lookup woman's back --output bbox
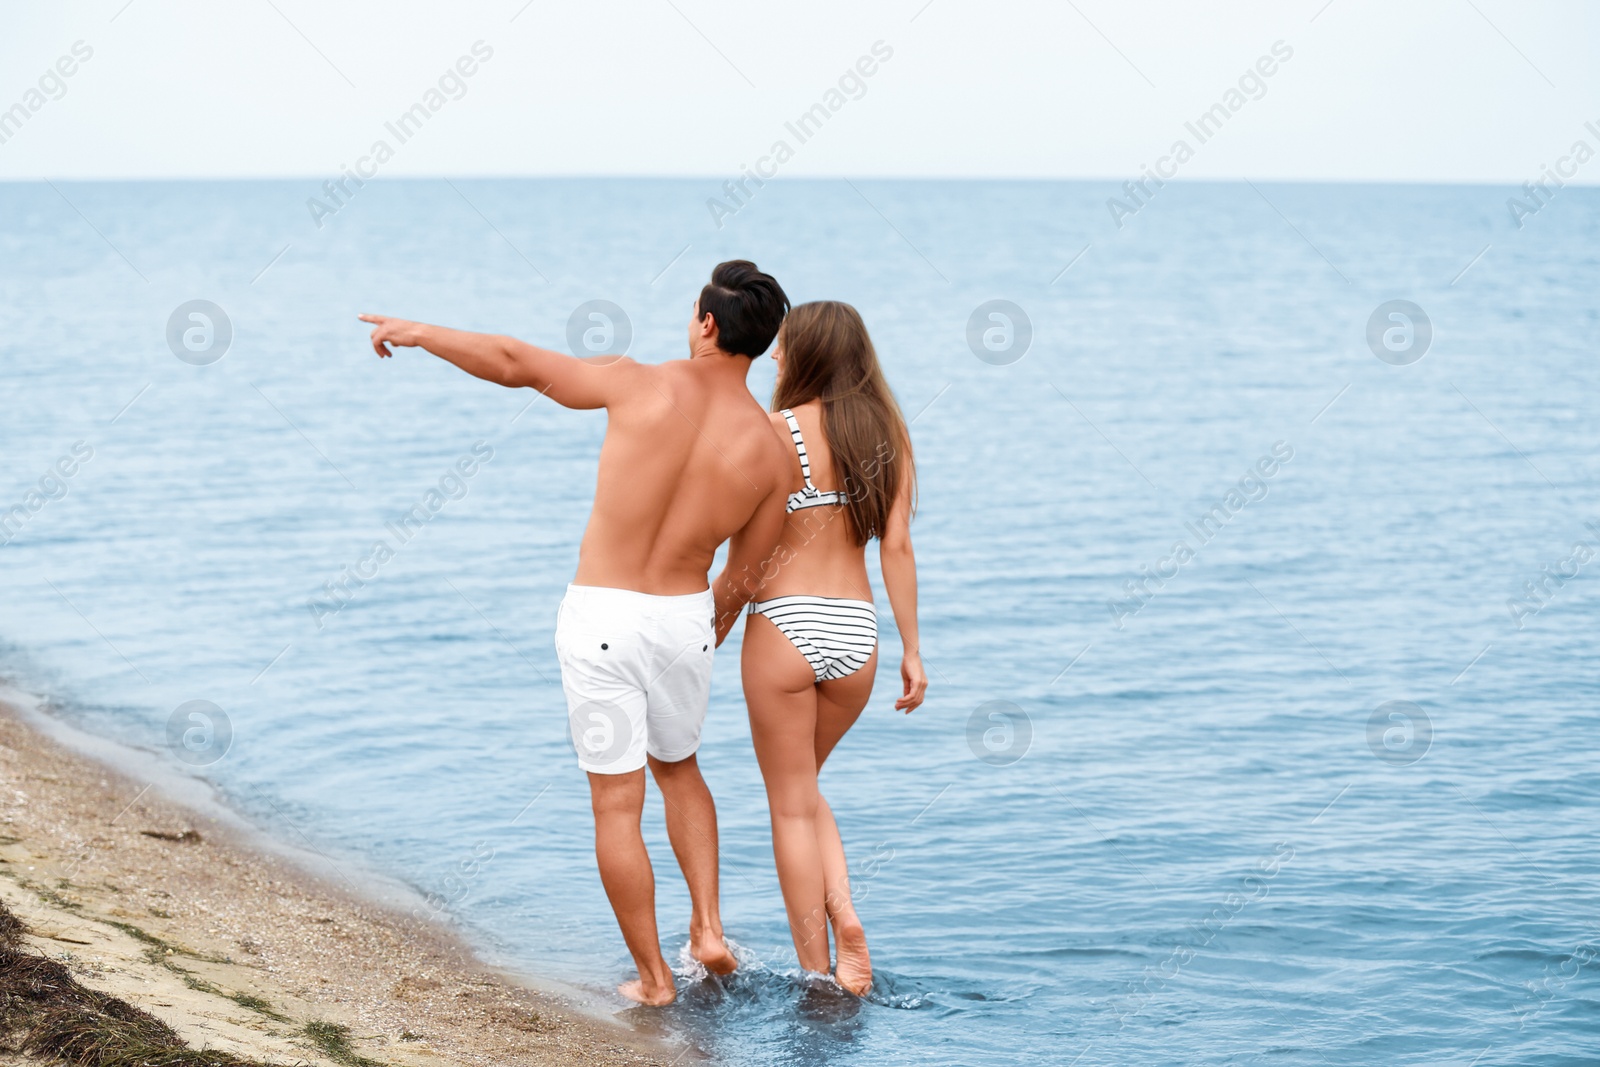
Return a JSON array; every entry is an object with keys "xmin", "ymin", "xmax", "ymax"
[{"xmin": 757, "ymin": 398, "xmax": 873, "ymax": 601}]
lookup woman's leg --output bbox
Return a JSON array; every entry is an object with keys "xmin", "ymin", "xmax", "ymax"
[
  {"xmin": 742, "ymin": 613, "xmax": 833, "ymax": 974},
  {"xmin": 814, "ymin": 650, "xmax": 878, "ymax": 994}
]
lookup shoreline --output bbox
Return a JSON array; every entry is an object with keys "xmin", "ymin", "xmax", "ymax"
[{"xmin": 0, "ymin": 691, "xmax": 675, "ymax": 1067}]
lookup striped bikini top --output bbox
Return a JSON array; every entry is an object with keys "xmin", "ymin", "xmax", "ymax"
[{"xmin": 780, "ymin": 408, "xmax": 846, "ymax": 513}]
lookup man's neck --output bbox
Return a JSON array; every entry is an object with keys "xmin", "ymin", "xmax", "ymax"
[{"xmin": 688, "ymin": 344, "xmax": 754, "ymax": 384}]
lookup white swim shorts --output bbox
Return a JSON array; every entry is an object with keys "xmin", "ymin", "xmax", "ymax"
[{"xmin": 554, "ymin": 583, "xmax": 716, "ymax": 774}]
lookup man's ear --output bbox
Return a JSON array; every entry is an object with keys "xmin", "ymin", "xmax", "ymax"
[{"xmin": 698, "ymin": 311, "xmax": 718, "ymax": 342}]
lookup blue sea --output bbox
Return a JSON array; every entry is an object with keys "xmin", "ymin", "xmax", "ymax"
[{"xmin": 2, "ymin": 177, "xmax": 1597, "ymax": 1066}]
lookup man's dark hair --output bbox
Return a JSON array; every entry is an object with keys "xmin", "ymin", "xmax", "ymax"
[{"xmin": 698, "ymin": 260, "xmax": 789, "ymax": 357}]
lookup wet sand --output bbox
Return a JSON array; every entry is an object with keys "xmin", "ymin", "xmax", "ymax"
[{"xmin": 0, "ymin": 699, "xmax": 675, "ymax": 1066}]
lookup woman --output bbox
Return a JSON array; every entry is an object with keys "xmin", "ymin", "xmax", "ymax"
[{"xmin": 713, "ymin": 300, "xmax": 926, "ymax": 994}]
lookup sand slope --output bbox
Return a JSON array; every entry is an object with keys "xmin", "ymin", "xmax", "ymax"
[{"xmin": 0, "ymin": 707, "xmax": 672, "ymax": 1066}]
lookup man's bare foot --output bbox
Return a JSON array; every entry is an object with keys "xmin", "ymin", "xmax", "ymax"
[
  {"xmin": 832, "ymin": 919, "xmax": 872, "ymax": 995},
  {"xmin": 617, "ymin": 976, "xmax": 676, "ymax": 1006},
  {"xmin": 690, "ymin": 926, "xmax": 738, "ymax": 975}
]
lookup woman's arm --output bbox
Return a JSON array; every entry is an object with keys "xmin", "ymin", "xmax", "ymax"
[{"xmin": 880, "ymin": 467, "xmax": 926, "ymax": 713}]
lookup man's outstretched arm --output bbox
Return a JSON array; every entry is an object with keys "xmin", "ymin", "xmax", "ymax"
[{"xmin": 360, "ymin": 314, "xmax": 633, "ymax": 409}]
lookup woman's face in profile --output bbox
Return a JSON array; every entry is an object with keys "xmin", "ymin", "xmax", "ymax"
[{"xmin": 771, "ymin": 340, "xmax": 785, "ymax": 380}]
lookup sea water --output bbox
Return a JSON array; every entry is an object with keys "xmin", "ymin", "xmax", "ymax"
[{"xmin": 1, "ymin": 177, "xmax": 1597, "ymax": 1066}]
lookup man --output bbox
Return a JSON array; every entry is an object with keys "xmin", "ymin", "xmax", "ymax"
[{"xmin": 360, "ymin": 261, "xmax": 791, "ymax": 1005}]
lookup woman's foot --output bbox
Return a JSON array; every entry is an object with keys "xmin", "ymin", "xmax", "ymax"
[
  {"xmin": 690, "ymin": 923, "xmax": 738, "ymax": 975},
  {"xmin": 831, "ymin": 918, "xmax": 872, "ymax": 995},
  {"xmin": 618, "ymin": 975, "xmax": 677, "ymax": 1006}
]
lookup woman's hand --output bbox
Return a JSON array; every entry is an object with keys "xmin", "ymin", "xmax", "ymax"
[
  {"xmin": 895, "ymin": 650, "xmax": 927, "ymax": 713},
  {"xmin": 359, "ymin": 314, "xmax": 425, "ymax": 357}
]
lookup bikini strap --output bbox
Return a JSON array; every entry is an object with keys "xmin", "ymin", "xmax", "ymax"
[{"xmin": 779, "ymin": 408, "xmax": 816, "ymax": 489}]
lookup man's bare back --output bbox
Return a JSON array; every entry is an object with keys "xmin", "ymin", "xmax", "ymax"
[{"xmin": 577, "ymin": 357, "xmax": 788, "ymax": 595}]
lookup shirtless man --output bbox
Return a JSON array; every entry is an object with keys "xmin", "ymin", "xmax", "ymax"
[{"xmin": 360, "ymin": 261, "xmax": 791, "ymax": 1005}]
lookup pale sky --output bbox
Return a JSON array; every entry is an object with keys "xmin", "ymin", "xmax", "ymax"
[{"xmin": 1, "ymin": 0, "xmax": 1597, "ymax": 183}]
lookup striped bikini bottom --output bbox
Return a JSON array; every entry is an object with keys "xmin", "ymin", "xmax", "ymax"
[{"xmin": 749, "ymin": 595, "xmax": 878, "ymax": 683}]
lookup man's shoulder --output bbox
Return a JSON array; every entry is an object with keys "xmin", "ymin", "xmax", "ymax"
[
  {"xmin": 758, "ymin": 411, "xmax": 791, "ymax": 462},
  {"xmin": 596, "ymin": 356, "xmax": 681, "ymax": 407},
  {"xmin": 594, "ymin": 353, "xmax": 651, "ymax": 381},
  {"xmin": 618, "ymin": 356, "xmax": 692, "ymax": 392},
  {"xmin": 750, "ymin": 407, "xmax": 793, "ymax": 491}
]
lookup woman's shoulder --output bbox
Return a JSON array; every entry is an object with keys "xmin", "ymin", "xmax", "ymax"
[
  {"xmin": 786, "ymin": 400, "xmax": 832, "ymax": 444},
  {"xmin": 783, "ymin": 398, "xmax": 826, "ymax": 426}
]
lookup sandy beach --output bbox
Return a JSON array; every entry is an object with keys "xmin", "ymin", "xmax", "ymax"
[{"xmin": 0, "ymin": 699, "xmax": 673, "ymax": 1067}]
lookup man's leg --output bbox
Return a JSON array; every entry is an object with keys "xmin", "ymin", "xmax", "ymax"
[
  {"xmin": 588, "ymin": 769, "xmax": 676, "ymax": 1004},
  {"xmin": 647, "ymin": 753, "xmax": 738, "ymax": 974}
]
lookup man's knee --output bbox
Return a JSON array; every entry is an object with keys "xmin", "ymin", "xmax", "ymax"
[
  {"xmin": 588, "ymin": 768, "xmax": 646, "ymax": 817},
  {"xmin": 647, "ymin": 752, "xmax": 703, "ymax": 785}
]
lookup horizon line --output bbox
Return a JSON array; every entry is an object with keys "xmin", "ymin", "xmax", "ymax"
[{"xmin": 1, "ymin": 174, "xmax": 1595, "ymax": 188}]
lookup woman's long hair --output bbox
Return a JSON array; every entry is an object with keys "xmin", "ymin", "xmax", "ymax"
[{"xmin": 771, "ymin": 301, "xmax": 915, "ymax": 545}]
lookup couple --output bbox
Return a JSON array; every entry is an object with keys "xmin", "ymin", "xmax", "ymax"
[{"xmin": 361, "ymin": 260, "xmax": 925, "ymax": 1004}]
